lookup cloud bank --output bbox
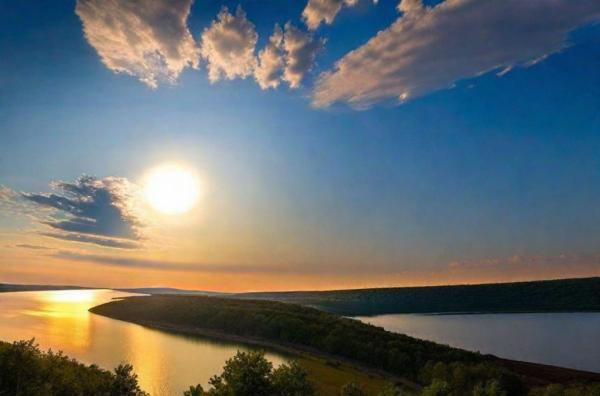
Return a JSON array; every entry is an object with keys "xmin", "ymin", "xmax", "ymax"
[
  {"xmin": 75, "ymin": 0, "xmax": 199, "ymax": 87},
  {"xmin": 200, "ymin": 6, "xmax": 258, "ymax": 82},
  {"xmin": 21, "ymin": 176, "xmax": 142, "ymax": 249},
  {"xmin": 313, "ymin": 0, "xmax": 600, "ymax": 108}
]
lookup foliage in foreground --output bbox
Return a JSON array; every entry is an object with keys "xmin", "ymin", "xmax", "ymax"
[
  {"xmin": 0, "ymin": 339, "xmax": 147, "ymax": 396},
  {"xmin": 183, "ymin": 350, "xmax": 314, "ymax": 396},
  {"xmin": 2, "ymin": 339, "xmax": 599, "ymax": 396},
  {"xmin": 528, "ymin": 383, "xmax": 600, "ymax": 396}
]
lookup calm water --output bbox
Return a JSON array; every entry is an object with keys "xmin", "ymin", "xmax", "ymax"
[
  {"xmin": 355, "ymin": 313, "xmax": 600, "ymax": 373},
  {"xmin": 0, "ymin": 290, "xmax": 286, "ymax": 396}
]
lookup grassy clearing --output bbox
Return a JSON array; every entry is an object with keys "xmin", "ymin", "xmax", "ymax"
[{"xmin": 296, "ymin": 354, "xmax": 396, "ymax": 396}]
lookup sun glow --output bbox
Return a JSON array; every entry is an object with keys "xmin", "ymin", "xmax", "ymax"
[{"xmin": 144, "ymin": 163, "xmax": 201, "ymax": 215}]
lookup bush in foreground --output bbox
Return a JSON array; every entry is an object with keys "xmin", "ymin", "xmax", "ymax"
[
  {"xmin": 184, "ymin": 351, "xmax": 314, "ymax": 396},
  {"xmin": 0, "ymin": 339, "xmax": 147, "ymax": 396}
]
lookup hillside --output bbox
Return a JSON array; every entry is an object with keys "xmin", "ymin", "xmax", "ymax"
[
  {"xmin": 235, "ymin": 277, "xmax": 600, "ymax": 315},
  {"xmin": 0, "ymin": 283, "xmax": 90, "ymax": 293}
]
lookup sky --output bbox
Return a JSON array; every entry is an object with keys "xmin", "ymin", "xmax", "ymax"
[{"xmin": 1, "ymin": 0, "xmax": 600, "ymax": 291}]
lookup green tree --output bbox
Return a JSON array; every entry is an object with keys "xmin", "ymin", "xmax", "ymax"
[
  {"xmin": 0, "ymin": 339, "xmax": 147, "ymax": 396},
  {"xmin": 184, "ymin": 384, "xmax": 205, "ymax": 396},
  {"xmin": 111, "ymin": 364, "xmax": 148, "ymax": 396},
  {"xmin": 378, "ymin": 384, "xmax": 404, "ymax": 396},
  {"xmin": 207, "ymin": 351, "xmax": 274, "ymax": 396},
  {"xmin": 421, "ymin": 379, "xmax": 450, "ymax": 396},
  {"xmin": 271, "ymin": 361, "xmax": 314, "ymax": 396},
  {"xmin": 340, "ymin": 382, "xmax": 367, "ymax": 396}
]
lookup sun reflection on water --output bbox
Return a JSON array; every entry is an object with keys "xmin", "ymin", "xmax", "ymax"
[
  {"xmin": 24, "ymin": 290, "xmax": 104, "ymax": 350},
  {"xmin": 0, "ymin": 289, "xmax": 289, "ymax": 395}
]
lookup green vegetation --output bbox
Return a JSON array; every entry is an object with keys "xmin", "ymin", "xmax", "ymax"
[
  {"xmin": 0, "ymin": 339, "xmax": 147, "ymax": 396},
  {"xmin": 529, "ymin": 383, "xmax": 600, "ymax": 396},
  {"xmin": 90, "ymin": 295, "xmax": 600, "ymax": 395},
  {"xmin": 418, "ymin": 361, "xmax": 525, "ymax": 396},
  {"xmin": 90, "ymin": 295, "xmax": 482, "ymax": 382},
  {"xmin": 184, "ymin": 350, "xmax": 314, "ymax": 395},
  {"xmin": 296, "ymin": 355, "xmax": 392, "ymax": 395},
  {"xmin": 2, "ymin": 338, "xmax": 599, "ymax": 396},
  {"xmin": 235, "ymin": 277, "xmax": 600, "ymax": 315}
]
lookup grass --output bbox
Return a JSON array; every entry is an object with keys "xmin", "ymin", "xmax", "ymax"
[{"xmin": 296, "ymin": 354, "xmax": 396, "ymax": 396}]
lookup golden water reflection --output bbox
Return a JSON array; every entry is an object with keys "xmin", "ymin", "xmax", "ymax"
[{"xmin": 0, "ymin": 290, "xmax": 287, "ymax": 395}]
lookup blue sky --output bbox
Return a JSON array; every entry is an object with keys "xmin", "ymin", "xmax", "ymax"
[{"xmin": 0, "ymin": 0, "xmax": 599, "ymax": 290}]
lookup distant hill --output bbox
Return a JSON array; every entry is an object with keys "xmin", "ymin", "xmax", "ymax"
[
  {"xmin": 0, "ymin": 283, "xmax": 91, "ymax": 293},
  {"xmin": 116, "ymin": 287, "xmax": 228, "ymax": 296},
  {"xmin": 234, "ymin": 277, "xmax": 600, "ymax": 316}
]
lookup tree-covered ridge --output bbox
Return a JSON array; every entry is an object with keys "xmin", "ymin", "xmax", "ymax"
[
  {"xmin": 0, "ymin": 284, "xmax": 89, "ymax": 293},
  {"xmin": 90, "ymin": 295, "xmax": 488, "ymax": 382},
  {"xmin": 90, "ymin": 295, "xmax": 600, "ymax": 394},
  {"xmin": 235, "ymin": 277, "xmax": 600, "ymax": 315}
]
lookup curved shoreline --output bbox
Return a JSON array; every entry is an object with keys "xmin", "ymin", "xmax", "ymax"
[
  {"xmin": 90, "ymin": 304, "xmax": 600, "ymax": 389},
  {"xmin": 89, "ymin": 309, "xmax": 422, "ymax": 391}
]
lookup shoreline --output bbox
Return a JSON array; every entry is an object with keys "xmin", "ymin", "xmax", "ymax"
[
  {"xmin": 89, "ymin": 309, "xmax": 422, "ymax": 391},
  {"xmin": 352, "ymin": 309, "xmax": 600, "ymax": 317},
  {"xmin": 89, "ymin": 306, "xmax": 600, "ymax": 388}
]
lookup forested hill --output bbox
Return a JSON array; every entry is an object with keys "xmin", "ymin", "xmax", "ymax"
[
  {"xmin": 0, "ymin": 283, "xmax": 89, "ymax": 293},
  {"xmin": 234, "ymin": 277, "xmax": 600, "ymax": 316}
]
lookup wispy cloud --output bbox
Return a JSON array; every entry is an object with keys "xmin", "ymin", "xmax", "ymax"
[
  {"xmin": 201, "ymin": 6, "xmax": 258, "ymax": 83},
  {"xmin": 40, "ymin": 232, "xmax": 139, "ymax": 250},
  {"xmin": 14, "ymin": 244, "xmax": 51, "ymax": 250},
  {"xmin": 75, "ymin": 0, "xmax": 199, "ymax": 87},
  {"xmin": 313, "ymin": 0, "xmax": 600, "ymax": 108},
  {"xmin": 449, "ymin": 253, "xmax": 600, "ymax": 270},
  {"xmin": 52, "ymin": 251, "xmax": 284, "ymax": 274}
]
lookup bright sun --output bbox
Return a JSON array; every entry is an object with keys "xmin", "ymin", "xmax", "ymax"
[{"xmin": 144, "ymin": 164, "xmax": 200, "ymax": 215}]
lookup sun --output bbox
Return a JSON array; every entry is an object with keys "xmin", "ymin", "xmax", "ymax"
[{"xmin": 144, "ymin": 163, "xmax": 201, "ymax": 215}]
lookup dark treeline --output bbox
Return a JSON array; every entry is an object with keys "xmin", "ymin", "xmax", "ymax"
[
  {"xmin": 0, "ymin": 283, "xmax": 89, "ymax": 293},
  {"xmin": 235, "ymin": 277, "xmax": 600, "ymax": 316}
]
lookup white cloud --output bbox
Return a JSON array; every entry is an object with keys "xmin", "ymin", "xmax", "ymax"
[
  {"xmin": 313, "ymin": 0, "xmax": 600, "ymax": 108},
  {"xmin": 254, "ymin": 25, "xmax": 285, "ymax": 89},
  {"xmin": 397, "ymin": 0, "xmax": 423, "ymax": 14},
  {"xmin": 75, "ymin": 0, "xmax": 199, "ymax": 88},
  {"xmin": 283, "ymin": 23, "xmax": 324, "ymax": 89},
  {"xmin": 200, "ymin": 6, "xmax": 258, "ymax": 83},
  {"xmin": 302, "ymin": 0, "xmax": 358, "ymax": 30}
]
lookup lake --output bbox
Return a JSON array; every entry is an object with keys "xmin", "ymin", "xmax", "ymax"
[
  {"xmin": 355, "ymin": 312, "xmax": 600, "ymax": 373},
  {"xmin": 0, "ymin": 290, "xmax": 287, "ymax": 396}
]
